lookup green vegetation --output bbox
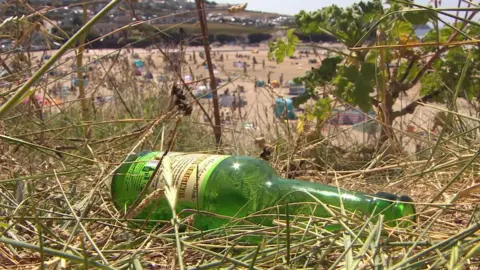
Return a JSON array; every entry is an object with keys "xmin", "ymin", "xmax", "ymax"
[{"xmin": 270, "ymin": 0, "xmax": 480, "ymax": 145}]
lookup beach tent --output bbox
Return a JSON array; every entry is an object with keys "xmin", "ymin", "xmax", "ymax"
[
  {"xmin": 256, "ymin": 80, "xmax": 265, "ymax": 87},
  {"xmin": 288, "ymin": 85, "xmax": 305, "ymax": 96},
  {"xmin": 287, "ymin": 80, "xmax": 305, "ymax": 95},
  {"xmin": 328, "ymin": 108, "xmax": 376, "ymax": 126},
  {"xmin": 274, "ymin": 97, "xmax": 296, "ymax": 120},
  {"xmin": 133, "ymin": 59, "xmax": 144, "ymax": 68}
]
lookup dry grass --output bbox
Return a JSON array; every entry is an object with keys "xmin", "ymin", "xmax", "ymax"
[{"xmin": 0, "ymin": 2, "xmax": 479, "ymax": 270}]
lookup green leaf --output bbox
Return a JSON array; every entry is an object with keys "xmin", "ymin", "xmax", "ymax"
[
  {"xmin": 312, "ymin": 97, "xmax": 332, "ymax": 121},
  {"xmin": 294, "ymin": 56, "xmax": 343, "ymax": 91},
  {"xmin": 402, "ymin": 8, "xmax": 432, "ymax": 25},
  {"xmin": 295, "ymin": 1, "xmax": 383, "ymax": 47},
  {"xmin": 360, "ymin": 63, "xmax": 376, "ymax": 81},
  {"xmin": 466, "ymin": 24, "xmax": 480, "ymax": 37},
  {"xmin": 287, "ymin": 28, "xmax": 296, "ymax": 42},
  {"xmin": 353, "ymin": 75, "xmax": 374, "ymax": 112},
  {"xmin": 343, "ymin": 65, "xmax": 359, "ymax": 81},
  {"xmin": 334, "ymin": 76, "xmax": 354, "ymax": 103},
  {"xmin": 335, "ymin": 62, "xmax": 375, "ymax": 112},
  {"xmin": 420, "ymin": 72, "xmax": 444, "ymax": 103},
  {"xmin": 269, "ymin": 29, "xmax": 299, "ymax": 63},
  {"xmin": 286, "ymin": 44, "xmax": 295, "ymax": 57},
  {"xmin": 422, "ymin": 26, "xmax": 457, "ymax": 43},
  {"xmin": 397, "ymin": 61, "xmax": 420, "ymax": 82},
  {"xmin": 317, "ymin": 56, "xmax": 343, "ymax": 81},
  {"xmin": 432, "ymin": 58, "xmax": 443, "ymax": 70},
  {"xmin": 463, "ymin": 85, "xmax": 476, "ymax": 101},
  {"xmin": 292, "ymin": 92, "xmax": 311, "ymax": 107},
  {"xmin": 275, "ymin": 40, "xmax": 287, "ymax": 63},
  {"xmin": 365, "ymin": 50, "xmax": 379, "ymax": 64},
  {"xmin": 389, "ymin": 20, "xmax": 414, "ymax": 38}
]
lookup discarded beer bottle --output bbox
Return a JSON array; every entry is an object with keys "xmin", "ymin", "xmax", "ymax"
[{"xmin": 111, "ymin": 151, "xmax": 416, "ymax": 230}]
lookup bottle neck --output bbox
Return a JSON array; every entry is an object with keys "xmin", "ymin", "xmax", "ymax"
[
  {"xmin": 272, "ymin": 176, "xmax": 416, "ymax": 226},
  {"xmin": 272, "ymin": 176, "xmax": 373, "ymax": 215}
]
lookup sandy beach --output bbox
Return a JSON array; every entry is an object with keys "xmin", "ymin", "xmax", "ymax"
[{"xmin": 12, "ymin": 44, "xmax": 479, "ymax": 155}]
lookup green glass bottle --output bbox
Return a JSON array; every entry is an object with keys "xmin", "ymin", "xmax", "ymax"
[{"xmin": 111, "ymin": 151, "xmax": 416, "ymax": 230}]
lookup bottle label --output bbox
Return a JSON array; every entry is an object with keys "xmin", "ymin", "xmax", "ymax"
[{"xmin": 128, "ymin": 152, "xmax": 228, "ymax": 204}]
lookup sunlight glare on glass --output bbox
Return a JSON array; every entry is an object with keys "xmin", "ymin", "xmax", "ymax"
[{"xmin": 232, "ymin": 162, "xmax": 240, "ymax": 170}]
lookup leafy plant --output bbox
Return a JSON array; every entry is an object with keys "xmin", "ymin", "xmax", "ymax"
[
  {"xmin": 268, "ymin": 29, "xmax": 300, "ymax": 63},
  {"xmin": 270, "ymin": 0, "xmax": 480, "ymax": 145}
]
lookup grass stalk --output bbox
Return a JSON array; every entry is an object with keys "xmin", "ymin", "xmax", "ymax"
[
  {"xmin": 0, "ymin": 237, "xmax": 116, "ymax": 270},
  {"xmin": 0, "ymin": 0, "xmax": 122, "ymax": 119},
  {"xmin": 53, "ymin": 170, "xmax": 109, "ymax": 264}
]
